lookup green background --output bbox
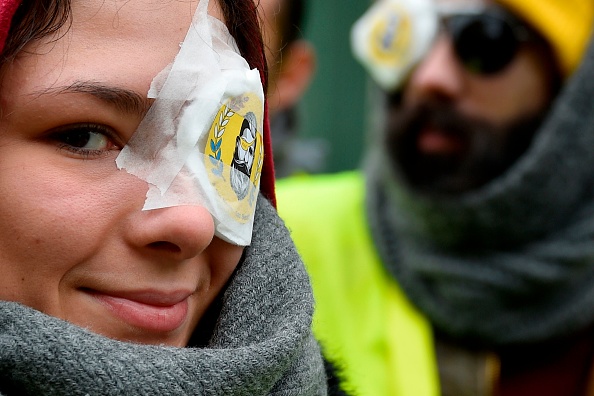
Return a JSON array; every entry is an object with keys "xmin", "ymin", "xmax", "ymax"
[{"xmin": 297, "ymin": 0, "xmax": 370, "ymax": 173}]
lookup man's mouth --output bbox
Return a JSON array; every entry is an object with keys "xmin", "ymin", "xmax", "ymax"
[
  {"xmin": 386, "ymin": 100, "xmax": 541, "ymax": 195},
  {"xmin": 416, "ymin": 126, "xmax": 467, "ymax": 157}
]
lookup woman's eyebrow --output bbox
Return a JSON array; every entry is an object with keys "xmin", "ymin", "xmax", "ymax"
[{"xmin": 34, "ymin": 80, "xmax": 152, "ymax": 117}]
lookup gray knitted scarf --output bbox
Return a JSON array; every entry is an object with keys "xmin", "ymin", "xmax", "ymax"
[
  {"xmin": 0, "ymin": 196, "xmax": 327, "ymax": 395},
  {"xmin": 366, "ymin": 35, "xmax": 594, "ymax": 346}
]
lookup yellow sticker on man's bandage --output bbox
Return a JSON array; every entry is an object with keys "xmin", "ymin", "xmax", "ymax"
[
  {"xmin": 351, "ymin": 0, "xmax": 438, "ymax": 91},
  {"xmin": 369, "ymin": 4, "xmax": 413, "ymax": 67}
]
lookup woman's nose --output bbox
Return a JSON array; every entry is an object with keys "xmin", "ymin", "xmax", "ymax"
[
  {"xmin": 126, "ymin": 205, "xmax": 215, "ymax": 261},
  {"xmin": 404, "ymin": 34, "xmax": 466, "ymax": 104}
]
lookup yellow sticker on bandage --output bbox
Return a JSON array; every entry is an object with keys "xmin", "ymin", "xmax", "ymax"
[{"xmin": 205, "ymin": 94, "xmax": 264, "ymax": 223}]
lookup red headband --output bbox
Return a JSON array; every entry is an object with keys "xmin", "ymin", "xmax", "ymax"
[
  {"xmin": 260, "ymin": 95, "xmax": 277, "ymax": 207},
  {"xmin": 0, "ymin": 0, "xmax": 19, "ymax": 55},
  {"xmin": 0, "ymin": 0, "xmax": 276, "ymax": 208}
]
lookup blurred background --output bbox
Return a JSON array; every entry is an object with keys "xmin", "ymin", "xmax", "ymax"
[{"xmin": 293, "ymin": 0, "xmax": 370, "ymax": 174}]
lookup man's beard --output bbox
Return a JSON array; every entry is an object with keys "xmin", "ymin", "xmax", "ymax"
[{"xmin": 385, "ymin": 99, "xmax": 546, "ymax": 196}]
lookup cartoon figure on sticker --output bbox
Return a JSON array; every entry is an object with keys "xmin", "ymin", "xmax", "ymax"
[
  {"xmin": 230, "ymin": 112, "xmax": 257, "ymax": 200},
  {"xmin": 205, "ymin": 97, "xmax": 263, "ymax": 223}
]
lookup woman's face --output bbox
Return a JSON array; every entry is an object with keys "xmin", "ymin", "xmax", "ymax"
[{"xmin": 0, "ymin": 0, "xmax": 243, "ymax": 347}]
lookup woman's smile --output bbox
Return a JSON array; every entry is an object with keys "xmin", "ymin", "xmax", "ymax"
[{"xmin": 87, "ymin": 289, "xmax": 194, "ymax": 334}]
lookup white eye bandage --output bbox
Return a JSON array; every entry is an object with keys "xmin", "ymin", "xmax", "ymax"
[
  {"xmin": 351, "ymin": 0, "xmax": 438, "ymax": 91},
  {"xmin": 116, "ymin": 0, "xmax": 264, "ymax": 246}
]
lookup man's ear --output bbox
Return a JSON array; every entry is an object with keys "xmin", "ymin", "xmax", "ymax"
[{"xmin": 268, "ymin": 39, "xmax": 316, "ymax": 113}]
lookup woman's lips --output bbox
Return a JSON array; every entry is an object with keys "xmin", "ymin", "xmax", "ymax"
[{"xmin": 90, "ymin": 290, "xmax": 191, "ymax": 333}]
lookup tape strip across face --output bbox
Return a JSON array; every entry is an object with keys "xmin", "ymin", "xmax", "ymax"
[{"xmin": 116, "ymin": 0, "xmax": 265, "ymax": 246}]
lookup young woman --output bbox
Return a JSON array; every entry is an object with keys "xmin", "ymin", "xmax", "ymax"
[{"xmin": 0, "ymin": 0, "xmax": 326, "ymax": 394}]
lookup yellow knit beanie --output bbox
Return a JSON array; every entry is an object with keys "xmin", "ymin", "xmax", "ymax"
[{"xmin": 497, "ymin": 0, "xmax": 594, "ymax": 76}]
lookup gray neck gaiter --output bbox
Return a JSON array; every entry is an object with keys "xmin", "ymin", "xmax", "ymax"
[
  {"xmin": 366, "ymin": 34, "xmax": 594, "ymax": 346},
  {"xmin": 0, "ymin": 196, "xmax": 327, "ymax": 395}
]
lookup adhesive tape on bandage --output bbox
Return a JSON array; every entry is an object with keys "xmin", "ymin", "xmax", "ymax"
[
  {"xmin": 351, "ymin": 0, "xmax": 438, "ymax": 91},
  {"xmin": 116, "ymin": 0, "xmax": 265, "ymax": 246}
]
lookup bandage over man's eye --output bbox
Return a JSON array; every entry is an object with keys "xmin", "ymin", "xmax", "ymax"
[
  {"xmin": 351, "ymin": 0, "xmax": 438, "ymax": 91},
  {"xmin": 116, "ymin": 0, "xmax": 264, "ymax": 246}
]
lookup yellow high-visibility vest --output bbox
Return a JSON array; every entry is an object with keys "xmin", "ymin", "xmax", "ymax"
[{"xmin": 277, "ymin": 171, "xmax": 440, "ymax": 396}]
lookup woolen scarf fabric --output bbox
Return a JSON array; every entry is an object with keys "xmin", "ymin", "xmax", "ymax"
[
  {"xmin": 366, "ymin": 34, "xmax": 594, "ymax": 347},
  {"xmin": 0, "ymin": 196, "xmax": 327, "ymax": 395}
]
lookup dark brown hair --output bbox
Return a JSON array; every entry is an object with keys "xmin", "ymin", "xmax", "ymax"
[
  {"xmin": 279, "ymin": 0, "xmax": 305, "ymax": 52},
  {"xmin": 1, "ymin": 0, "xmax": 70, "ymax": 62}
]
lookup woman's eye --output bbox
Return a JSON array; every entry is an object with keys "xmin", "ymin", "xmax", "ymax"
[{"xmin": 50, "ymin": 124, "xmax": 120, "ymax": 156}]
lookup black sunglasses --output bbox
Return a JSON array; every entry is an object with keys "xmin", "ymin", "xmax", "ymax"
[{"xmin": 440, "ymin": 7, "xmax": 536, "ymax": 75}]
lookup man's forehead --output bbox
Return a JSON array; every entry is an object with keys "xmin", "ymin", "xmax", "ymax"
[
  {"xmin": 435, "ymin": 0, "xmax": 490, "ymax": 10},
  {"xmin": 368, "ymin": 0, "xmax": 495, "ymax": 10},
  {"xmin": 435, "ymin": 0, "xmax": 487, "ymax": 5}
]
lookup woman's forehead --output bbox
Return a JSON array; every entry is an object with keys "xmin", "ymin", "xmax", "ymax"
[
  {"xmin": 47, "ymin": 0, "xmax": 223, "ymax": 76},
  {"xmin": 69, "ymin": 0, "xmax": 198, "ymax": 30},
  {"xmin": 67, "ymin": 0, "xmax": 223, "ymax": 36}
]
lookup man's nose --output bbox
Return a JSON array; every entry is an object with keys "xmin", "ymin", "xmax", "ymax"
[{"xmin": 404, "ymin": 34, "xmax": 466, "ymax": 104}]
